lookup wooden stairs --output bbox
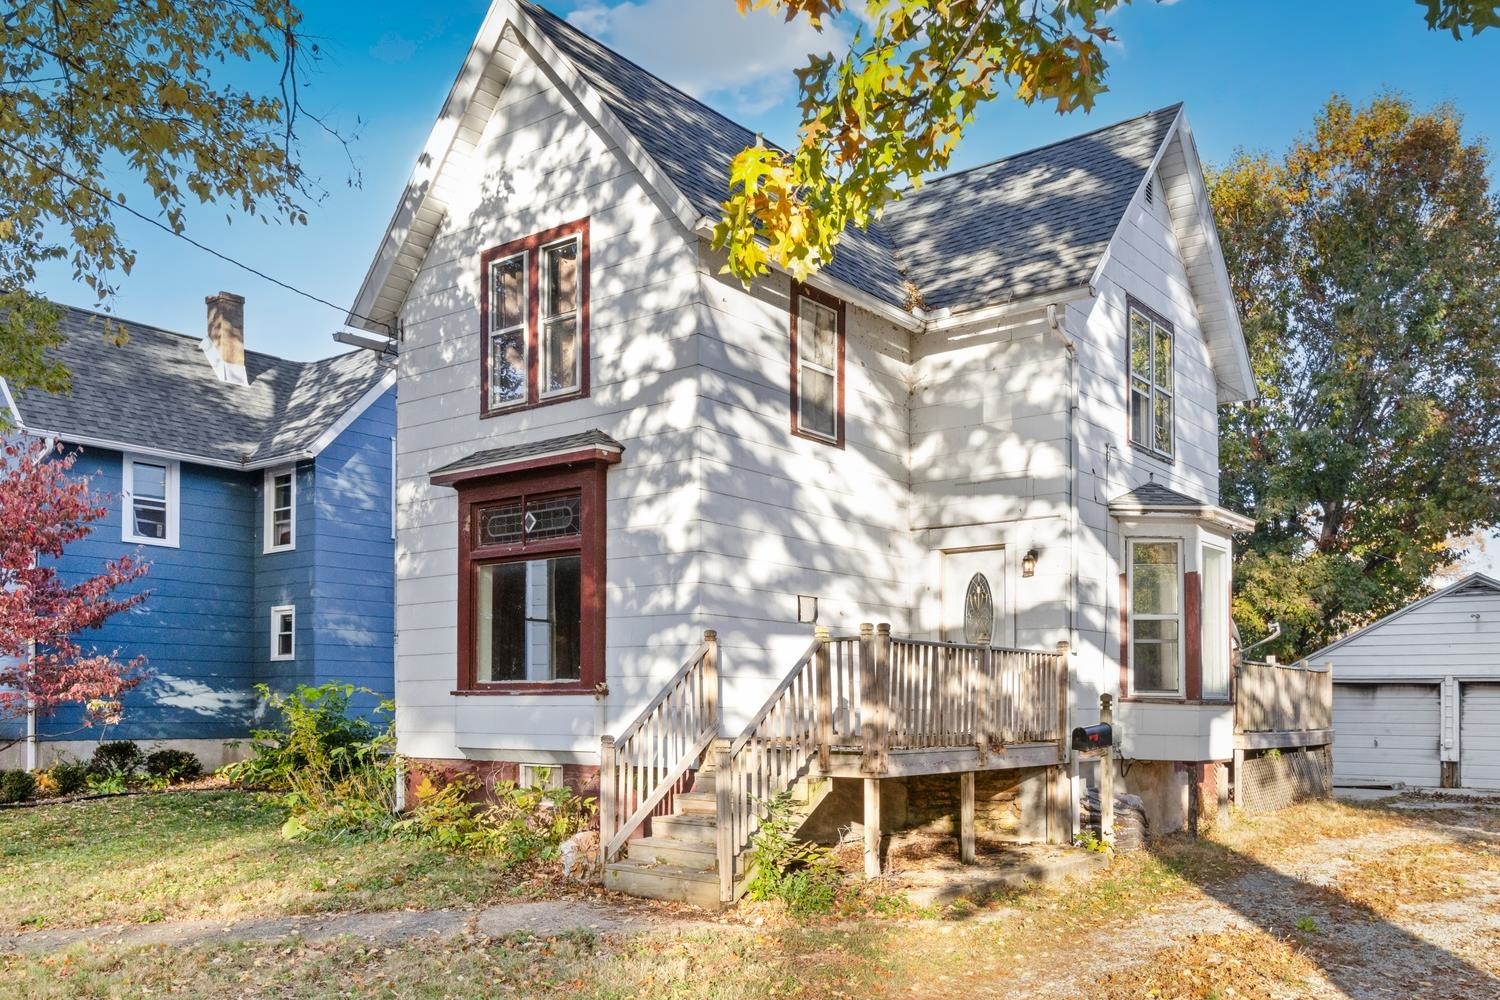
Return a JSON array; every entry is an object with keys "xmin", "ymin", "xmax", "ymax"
[{"xmin": 603, "ymin": 758, "xmax": 831, "ymax": 908}]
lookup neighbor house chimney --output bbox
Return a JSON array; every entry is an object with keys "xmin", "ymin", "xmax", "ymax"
[{"xmin": 203, "ymin": 291, "xmax": 248, "ymax": 386}]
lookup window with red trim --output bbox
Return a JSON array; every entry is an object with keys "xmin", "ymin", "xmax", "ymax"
[
  {"xmin": 454, "ymin": 463, "xmax": 607, "ymax": 693},
  {"xmin": 790, "ymin": 283, "xmax": 845, "ymax": 447},
  {"xmin": 481, "ymin": 219, "xmax": 590, "ymax": 415}
]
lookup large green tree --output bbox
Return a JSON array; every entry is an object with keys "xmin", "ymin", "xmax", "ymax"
[
  {"xmin": 717, "ymin": 0, "xmax": 1498, "ymax": 283},
  {"xmin": 0, "ymin": 1, "xmax": 345, "ymax": 400},
  {"xmin": 1210, "ymin": 95, "xmax": 1500, "ymax": 659}
]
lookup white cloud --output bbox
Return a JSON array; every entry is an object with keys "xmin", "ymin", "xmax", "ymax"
[{"xmin": 567, "ymin": 0, "xmax": 849, "ymax": 117}]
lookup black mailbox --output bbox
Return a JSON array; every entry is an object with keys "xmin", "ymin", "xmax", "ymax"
[{"xmin": 1071, "ymin": 723, "xmax": 1113, "ymax": 752}]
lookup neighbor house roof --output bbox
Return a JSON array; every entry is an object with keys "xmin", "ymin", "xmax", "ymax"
[
  {"xmin": 8, "ymin": 306, "xmax": 394, "ymax": 469},
  {"xmin": 351, "ymin": 0, "xmax": 1254, "ymax": 400}
]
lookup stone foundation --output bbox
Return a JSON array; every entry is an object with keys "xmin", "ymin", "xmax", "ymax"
[{"xmin": 401, "ymin": 756, "xmax": 600, "ymax": 808}]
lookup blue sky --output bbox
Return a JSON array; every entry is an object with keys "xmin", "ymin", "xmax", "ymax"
[{"xmin": 30, "ymin": 0, "xmax": 1500, "ymax": 364}]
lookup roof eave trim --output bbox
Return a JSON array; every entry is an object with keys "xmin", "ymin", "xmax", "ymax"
[
  {"xmin": 20, "ymin": 430, "xmax": 252, "ymax": 470},
  {"xmin": 919, "ymin": 284, "xmax": 1094, "ymax": 332},
  {"xmin": 1086, "ymin": 106, "xmax": 1183, "ymax": 297},
  {"xmin": 303, "ymin": 369, "xmax": 398, "ymax": 460},
  {"xmin": 430, "ymin": 443, "xmax": 623, "ymax": 487},
  {"xmin": 1108, "ymin": 502, "xmax": 1256, "ymax": 533},
  {"xmin": 347, "ymin": 2, "xmax": 516, "ymax": 333},
  {"xmin": 0, "ymin": 377, "xmax": 22, "ymax": 429}
]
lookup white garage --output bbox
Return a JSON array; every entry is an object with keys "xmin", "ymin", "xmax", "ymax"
[
  {"xmin": 1308, "ymin": 573, "xmax": 1500, "ymax": 791},
  {"xmin": 1331, "ymin": 683, "xmax": 1440, "ymax": 788},
  {"xmin": 1461, "ymin": 684, "xmax": 1500, "ymax": 790}
]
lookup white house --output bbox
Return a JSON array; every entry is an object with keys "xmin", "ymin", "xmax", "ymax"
[
  {"xmin": 1309, "ymin": 573, "xmax": 1500, "ymax": 791},
  {"xmin": 351, "ymin": 0, "xmax": 1257, "ymax": 902}
]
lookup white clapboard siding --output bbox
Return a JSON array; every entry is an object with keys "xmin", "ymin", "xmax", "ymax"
[
  {"xmin": 1333, "ymin": 684, "xmax": 1442, "ymax": 788},
  {"xmin": 1459, "ymin": 684, "xmax": 1500, "ymax": 790},
  {"xmin": 1316, "ymin": 580, "xmax": 1500, "ymax": 680}
]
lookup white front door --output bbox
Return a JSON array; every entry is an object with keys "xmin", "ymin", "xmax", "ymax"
[{"xmin": 941, "ymin": 548, "xmax": 1006, "ymax": 647}]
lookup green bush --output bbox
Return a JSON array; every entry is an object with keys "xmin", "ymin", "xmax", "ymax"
[
  {"xmin": 89, "ymin": 740, "xmax": 144, "ymax": 779},
  {"xmin": 0, "ymin": 769, "xmax": 37, "ymax": 804},
  {"xmin": 220, "ymin": 684, "xmax": 387, "ymax": 791},
  {"xmin": 394, "ymin": 773, "xmax": 594, "ymax": 865},
  {"xmin": 144, "ymin": 748, "xmax": 203, "ymax": 784},
  {"xmin": 48, "ymin": 759, "xmax": 90, "ymax": 796},
  {"xmin": 744, "ymin": 793, "xmax": 842, "ymax": 916},
  {"xmin": 221, "ymin": 683, "xmax": 399, "ymax": 842}
]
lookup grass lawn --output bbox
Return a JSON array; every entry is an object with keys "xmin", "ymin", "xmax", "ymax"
[
  {"xmin": 4, "ymin": 792, "xmax": 1496, "ymax": 999},
  {"xmin": 0, "ymin": 791, "xmax": 553, "ymax": 932}
]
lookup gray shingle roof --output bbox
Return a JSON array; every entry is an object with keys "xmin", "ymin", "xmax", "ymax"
[
  {"xmin": 1109, "ymin": 482, "xmax": 1208, "ymax": 509},
  {"xmin": 429, "ymin": 429, "xmax": 623, "ymax": 479},
  {"xmin": 884, "ymin": 106, "xmax": 1180, "ymax": 311},
  {"xmin": 522, "ymin": 2, "xmax": 1175, "ymax": 314},
  {"xmin": 10, "ymin": 306, "xmax": 390, "ymax": 467}
]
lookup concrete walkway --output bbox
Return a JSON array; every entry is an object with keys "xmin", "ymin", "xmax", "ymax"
[{"xmin": 0, "ymin": 899, "xmax": 720, "ymax": 955}]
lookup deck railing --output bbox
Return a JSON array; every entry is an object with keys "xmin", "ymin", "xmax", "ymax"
[
  {"xmin": 600, "ymin": 630, "xmax": 720, "ymax": 865},
  {"xmin": 1236, "ymin": 659, "xmax": 1332, "ymax": 734}
]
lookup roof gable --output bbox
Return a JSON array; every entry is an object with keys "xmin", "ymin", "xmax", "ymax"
[
  {"xmin": 352, "ymin": 0, "xmax": 1252, "ymax": 400},
  {"xmin": 8, "ymin": 306, "xmax": 392, "ymax": 468},
  {"xmin": 1305, "ymin": 573, "xmax": 1500, "ymax": 661}
]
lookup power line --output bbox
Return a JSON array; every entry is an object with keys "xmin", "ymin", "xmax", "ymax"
[{"xmin": 0, "ymin": 136, "xmax": 393, "ymax": 335}]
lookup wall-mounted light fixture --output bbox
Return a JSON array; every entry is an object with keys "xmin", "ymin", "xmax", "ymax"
[
  {"xmin": 797, "ymin": 595, "xmax": 818, "ymax": 624},
  {"xmin": 1022, "ymin": 549, "xmax": 1039, "ymax": 578}
]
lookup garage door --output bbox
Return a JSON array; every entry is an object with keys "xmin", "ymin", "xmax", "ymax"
[
  {"xmin": 1332, "ymin": 683, "xmax": 1441, "ymax": 788},
  {"xmin": 1460, "ymin": 683, "xmax": 1500, "ymax": 790}
]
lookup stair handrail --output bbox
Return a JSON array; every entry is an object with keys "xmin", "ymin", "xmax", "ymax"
[
  {"xmin": 714, "ymin": 629, "xmax": 829, "ymax": 901},
  {"xmin": 600, "ymin": 630, "xmax": 720, "ymax": 865}
]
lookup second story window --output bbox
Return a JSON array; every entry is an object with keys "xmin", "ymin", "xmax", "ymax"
[
  {"xmin": 270, "ymin": 605, "xmax": 296, "ymax": 661},
  {"xmin": 790, "ymin": 283, "xmax": 845, "ymax": 447},
  {"xmin": 1128, "ymin": 299, "xmax": 1174, "ymax": 459},
  {"xmin": 264, "ymin": 466, "xmax": 296, "ymax": 552},
  {"xmin": 481, "ymin": 219, "xmax": 590, "ymax": 415},
  {"xmin": 122, "ymin": 454, "xmax": 179, "ymax": 547}
]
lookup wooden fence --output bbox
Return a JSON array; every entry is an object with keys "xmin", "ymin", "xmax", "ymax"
[{"xmin": 1236, "ymin": 660, "xmax": 1332, "ymax": 734}]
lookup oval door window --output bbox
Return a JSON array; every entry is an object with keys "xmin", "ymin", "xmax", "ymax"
[{"xmin": 964, "ymin": 573, "xmax": 994, "ymax": 645}]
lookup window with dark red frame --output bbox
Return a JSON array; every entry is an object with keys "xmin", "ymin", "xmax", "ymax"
[
  {"xmin": 789, "ymin": 282, "xmax": 846, "ymax": 447},
  {"xmin": 449, "ymin": 460, "xmax": 609, "ymax": 694},
  {"xmin": 481, "ymin": 218, "xmax": 590, "ymax": 415}
]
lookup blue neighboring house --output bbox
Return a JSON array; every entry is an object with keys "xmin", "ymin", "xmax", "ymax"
[{"xmin": 0, "ymin": 292, "xmax": 395, "ymax": 769}]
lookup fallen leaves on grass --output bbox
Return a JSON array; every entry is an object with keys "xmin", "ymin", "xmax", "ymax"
[{"xmin": 1088, "ymin": 929, "xmax": 1318, "ymax": 999}]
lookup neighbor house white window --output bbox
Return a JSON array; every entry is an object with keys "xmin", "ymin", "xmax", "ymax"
[
  {"xmin": 790, "ymin": 283, "xmax": 845, "ymax": 447},
  {"xmin": 263, "ymin": 466, "xmax": 296, "ymax": 552},
  {"xmin": 1201, "ymin": 546, "xmax": 1231, "ymax": 700},
  {"xmin": 270, "ymin": 605, "xmax": 296, "ymax": 661},
  {"xmin": 1128, "ymin": 299, "xmax": 1174, "ymax": 458},
  {"xmin": 1128, "ymin": 539, "xmax": 1182, "ymax": 696},
  {"xmin": 122, "ymin": 455, "xmax": 179, "ymax": 547}
]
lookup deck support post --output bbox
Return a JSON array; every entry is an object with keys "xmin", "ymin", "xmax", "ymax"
[
  {"xmin": 716, "ymin": 748, "xmax": 734, "ymax": 904},
  {"xmin": 814, "ymin": 626, "xmax": 832, "ymax": 773},
  {"xmin": 959, "ymin": 771, "xmax": 976, "ymax": 864},
  {"xmin": 863, "ymin": 777, "xmax": 882, "ymax": 878},
  {"xmin": 599, "ymin": 735, "xmax": 617, "ymax": 869}
]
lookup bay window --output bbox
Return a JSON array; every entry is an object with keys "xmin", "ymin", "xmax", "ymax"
[
  {"xmin": 790, "ymin": 283, "xmax": 845, "ymax": 447},
  {"xmin": 1128, "ymin": 539, "xmax": 1182, "ymax": 696},
  {"xmin": 1128, "ymin": 299, "xmax": 1174, "ymax": 459},
  {"xmin": 481, "ymin": 219, "xmax": 590, "ymax": 414},
  {"xmin": 1200, "ymin": 545, "xmax": 1231, "ymax": 699}
]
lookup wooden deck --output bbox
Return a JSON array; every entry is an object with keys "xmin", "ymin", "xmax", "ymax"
[{"xmin": 600, "ymin": 626, "xmax": 1071, "ymax": 903}]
